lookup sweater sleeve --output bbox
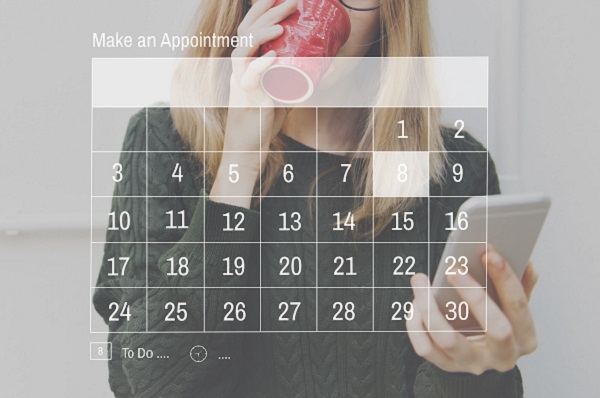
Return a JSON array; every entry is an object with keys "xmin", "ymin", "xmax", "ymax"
[
  {"xmin": 93, "ymin": 111, "xmax": 259, "ymax": 397},
  {"xmin": 413, "ymin": 143, "xmax": 525, "ymax": 397}
]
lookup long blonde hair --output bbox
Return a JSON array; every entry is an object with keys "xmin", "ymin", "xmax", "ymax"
[{"xmin": 171, "ymin": 0, "xmax": 446, "ymax": 237}]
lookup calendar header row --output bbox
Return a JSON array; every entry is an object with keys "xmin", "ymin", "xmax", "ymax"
[{"xmin": 92, "ymin": 57, "xmax": 488, "ymax": 108}]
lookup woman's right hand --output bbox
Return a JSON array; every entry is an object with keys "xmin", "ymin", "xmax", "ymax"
[{"xmin": 210, "ymin": 0, "xmax": 298, "ymax": 207}]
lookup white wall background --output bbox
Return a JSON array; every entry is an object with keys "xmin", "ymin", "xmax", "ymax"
[{"xmin": 1, "ymin": 0, "xmax": 598, "ymax": 396}]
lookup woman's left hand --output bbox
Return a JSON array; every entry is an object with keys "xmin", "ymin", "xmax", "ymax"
[{"xmin": 407, "ymin": 249, "xmax": 539, "ymax": 375}]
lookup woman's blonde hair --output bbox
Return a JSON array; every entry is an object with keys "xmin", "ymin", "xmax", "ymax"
[{"xmin": 171, "ymin": 0, "xmax": 446, "ymax": 237}]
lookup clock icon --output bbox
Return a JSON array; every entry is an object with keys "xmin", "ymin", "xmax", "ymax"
[{"xmin": 189, "ymin": 345, "xmax": 208, "ymax": 363}]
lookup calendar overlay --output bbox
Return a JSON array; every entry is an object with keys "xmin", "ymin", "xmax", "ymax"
[{"xmin": 91, "ymin": 57, "xmax": 489, "ymax": 334}]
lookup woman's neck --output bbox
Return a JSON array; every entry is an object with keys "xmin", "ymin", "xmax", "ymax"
[{"xmin": 281, "ymin": 108, "xmax": 360, "ymax": 153}]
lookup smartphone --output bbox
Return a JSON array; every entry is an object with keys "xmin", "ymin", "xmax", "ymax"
[{"xmin": 431, "ymin": 193, "xmax": 551, "ymax": 334}]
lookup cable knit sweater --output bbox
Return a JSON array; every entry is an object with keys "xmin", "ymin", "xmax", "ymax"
[{"xmin": 93, "ymin": 107, "xmax": 524, "ymax": 397}]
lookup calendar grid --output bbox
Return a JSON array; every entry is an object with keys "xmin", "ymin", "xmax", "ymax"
[{"xmin": 91, "ymin": 106, "xmax": 490, "ymax": 334}]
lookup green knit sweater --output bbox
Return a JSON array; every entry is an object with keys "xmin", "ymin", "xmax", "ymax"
[{"xmin": 93, "ymin": 107, "xmax": 524, "ymax": 397}]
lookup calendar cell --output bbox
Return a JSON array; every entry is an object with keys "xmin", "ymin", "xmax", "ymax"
[
  {"xmin": 262, "ymin": 243, "xmax": 316, "ymax": 288},
  {"xmin": 374, "ymin": 108, "xmax": 429, "ymax": 152},
  {"xmin": 430, "ymin": 243, "xmax": 487, "ymax": 289},
  {"xmin": 205, "ymin": 288, "xmax": 260, "ymax": 332},
  {"xmin": 92, "ymin": 197, "xmax": 146, "ymax": 243},
  {"xmin": 92, "ymin": 243, "xmax": 146, "ymax": 287},
  {"xmin": 318, "ymin": 288, "xmax": 373, "ymax": 332},
  {"xmin": 317, "ymin": 155, "xmax": 370, "ymax": 197},
  {"xmin": 374, "ymin": 288, "xmax": 415, "ymax": 331},
  {"xmin": 373, "ymin": 152, "xmax": 430, "ymax": 197},
  {"xmin": 91, "ymin": 287, "xmax": 146, "ymax": 332},
  {"xmin": 147, "ymin": 107, "xmax": 204, "ymax": 152},
  {"xmin": 147, "ymin": 243, "xmax": 205, "ymax": 288},
  {"xmin": 435, "ymin": 107, "xmax": 487, "ymax": 149},
  {"xmin": 147, "ymin": 198, "xmax": 195, "ymax": 243},
  {"xmin": 205, "ymin": 201, "xmax": 260, "ymax": 243},
  {"xmin": 261, "ymin": 288, "xmax": 316, "ymax": 332},
  {"xmin": 318, "ymin": 243, "xmax": 372, "ymax": 288},
  {"xmin": 316, "ymin": 107, "xmax": 373, "ymax": 152},
  {"xmin": 260, "ymin": 197, "xmax": 316, "ymax": 243},
  {"xmin": 147, "ymin": 152, "xmax": 203, "ymax": 196},
  {"xmin": 210, "ymin": 152, "xmax": 262, "ymax": 196},
  {"xmin": 429, "ymin": 197, "xmax": 486, "ymax": 244},
  {"xmin": 205, "ymin": 243, "xmax": 260, "ymax": 288},
  {"xmin": 429, "ymin": 287, "xmax": 486, "ymax": 333},
  {"xmin": 92, "ymin": 152, "xmax": 146, "ymax": 197},
  {"xmin": 430, "ymin": 152, "xmax": 488, "ymax": 197},
  {"xmin": 374, "ymin": 243, "xmax": 428, "ymax": 288},
  {"xmin": 147, "ymin": 288, "xmax": 203, "ymax": 332},
  {"xmin": 92, "ymin": 107, "xmax": 142, "ymax": 152},
  {"xmin": 316, "ymin": 197, "xmax": 361, "ymax": 242},
  {"xmin": 375, "ymin": 201, "xmax": 428, "ymax": 243},
  {"xmin": 267, "ymin": 152, "xmax": 317, "ymax": 197}
]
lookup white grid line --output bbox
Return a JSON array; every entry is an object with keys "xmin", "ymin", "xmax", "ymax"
[
  {"xmin": 485, "ymin": 101, "xmax": 489, "ymax": 332},
  {"xmin": 203, "ymin": 106, "xmax": 206, "ymax": 333},
  {"xmin": 91, "ymin": 150, "xmax": 488, "ymax": 154},
  {"xmin": 93, "ymin": 105, "xmax": 491, "ymax": 109},
  {"xmin": 92, "ymin": 241, "xmax": 488, "ymax": 245},
  {"xmin": 427, "ymin": 106, "xmax": 431, "ymax": 330},
  {"xmin": 371, "ymin": 107, "xmax": 375, "ymax": 331},
  {"xmin": 89, "ymin": 59, "xmax": 94, "ymax": 335},
  {"xmin": 90, "ymin": 330, "xmax": 486, "ymax": 334},
  {"xmin": 94, "ymin": 286, "xmax": 464, "ymax": 290},
  {"xmin": 93, "ymin": 195, "xmax": 486, "ymax": 199},
  {"xmin": 145, "ymin": 107, "xmax": 149, "ymax": 333},
  {"xmin": 315, "ymin": 107, "xmax": 319, "ymax": 331},
  {"xmin": 259, "ymin": 107, "xmax": 262, "ymax": 332}
]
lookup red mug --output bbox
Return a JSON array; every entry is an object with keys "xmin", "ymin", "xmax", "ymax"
[{"xmin": 260, "ymin": 0, "xmax": 351, "ymax": 103}]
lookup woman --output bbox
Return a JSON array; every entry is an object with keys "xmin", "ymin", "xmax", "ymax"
[{"xmin": 94, "ymin": 0, "xmax": 539, "ymax": 396}]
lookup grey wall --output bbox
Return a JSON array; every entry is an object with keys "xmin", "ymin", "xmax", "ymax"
[
  {"xmin": 1, "ymin": 0, "xmax": 598, "ymax": 397},
  {"xmin": 430, "ymin": 0, "xmax": 600, "ymax": 395}
]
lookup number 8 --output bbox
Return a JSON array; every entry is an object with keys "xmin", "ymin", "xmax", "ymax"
[{"xmin": 397, "ymin": 164, "xmax": 408, "ymax": 183}]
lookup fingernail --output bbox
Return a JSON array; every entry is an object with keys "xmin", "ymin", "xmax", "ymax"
[{"xmin": 489, "ymin": 252, "xmax": 505, "ymax": 270}]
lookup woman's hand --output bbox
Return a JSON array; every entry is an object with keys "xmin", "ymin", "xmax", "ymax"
[
  {"xmin": 407, "ymin": 248, "xmax": 539, "ymax": 375},
  {"xmin": 226, "ymin": 0, "xmax": 297, "ymax": 153},
  {"xmin": 211, "ymin": 0, "xmax": 297, "ymax": 207}
]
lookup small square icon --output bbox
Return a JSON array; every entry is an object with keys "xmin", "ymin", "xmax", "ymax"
[{"xmin": 90, "ymin": 342, "xmax": 112, "ymax": 360}]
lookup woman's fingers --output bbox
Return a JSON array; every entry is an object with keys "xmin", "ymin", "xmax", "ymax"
[
  {"xmin": 480, "ymin": 250, "xmax": 538, "ymax": 356},
  {"xmin": 521, "ymin": 261, "xmax": 539, "ymax": 301},
  {"xmin": 231, "ymin": 23, "xmax": 282, "ymax": 84},
  {"xmin": 253, "ymin": 0, "xmax": 298, "ymax": 31},
  {"xmin": 411, "ymin": 274, "xmax": 473, "ymax": 360},
  {"xmin": 240, "ymin": 50, "xmax": 277, "ymax": 91},
  {"xmin": 407, "ymin": 281, "xmax": 456, "ymax": 371},
  {"xmin": 447, "ymin": 271, "xmax": 516, "ymax": 362},
  {"xmin": 239, "ymin": 0, "xmax": 279, "ymax": 32},
  {"xmin": 232, "ymin": 24, "xmax": 285, "ymax": 60}
]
